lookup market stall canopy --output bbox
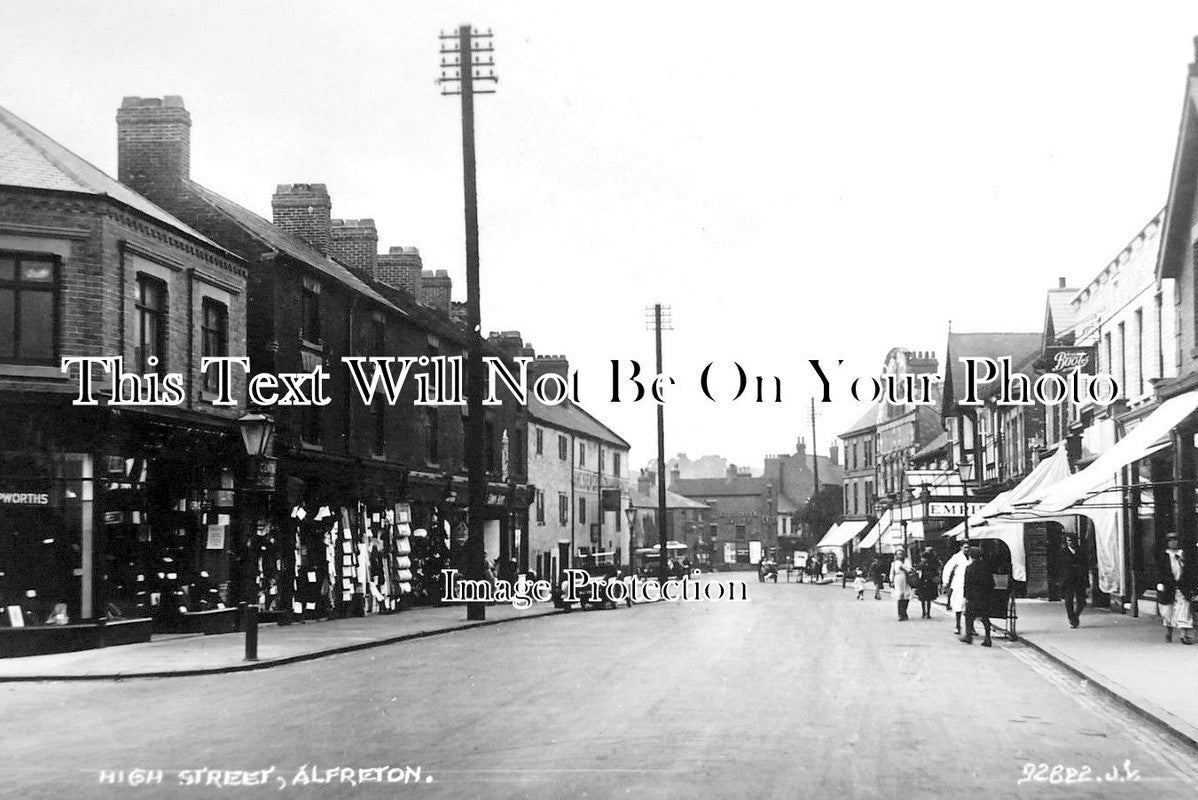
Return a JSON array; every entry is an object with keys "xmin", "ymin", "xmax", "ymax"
[
  {"xmin": 816, "ymin": 519, "xmax": 872, "ymax": 549},
  {"xmin": 857, "ymin": 508, "xmax": 892, "ymax": 550},
  {"xmin": 1016, "ymin": 390, "xmax": 1198, "ymax": 514}
]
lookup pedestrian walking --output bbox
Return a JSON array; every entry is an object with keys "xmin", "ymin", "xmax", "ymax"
[
  {"xmin": 916, "ymin": 546, "xmax": 941, "ymax": 619},
  {"xmin": 890, "ymin": 548, "xmax": 913, "ymax": 620},
  {"xmin": 868, "ymin": 558, "xmax": 884, "ymax": 599},
  {"xmin": 1060, "ymin": 533, "xmax": 1089, "ymax": 629},
  {"xmin": 853, "ymin": 568, "xmax": 866, "ymax": 600},
  {"xmin": 959, "ymin": 547, "xmax": 995, "ymax": 647},
  {"xmin": 942, "ymin": 540, "xmax": 969, "ymax": 635},
  {"xmin": 1157, "ymin": 532, "xmax": 1197, "ymax": 644}
]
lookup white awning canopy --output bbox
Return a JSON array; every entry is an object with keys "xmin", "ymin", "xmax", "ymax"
[
  {"xmin": 815, "ymin": 519, "xmax": 870, "ymax": 549},
  {"xmin": 858, "ymin": 509, "xmax": 891, "ymax": 550},
  {"xmin": 1018, "ymin": 391, "xmax": 1198, "ymax": 514}
]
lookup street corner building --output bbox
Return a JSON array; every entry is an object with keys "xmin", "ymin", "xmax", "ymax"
[
  {"xmin": 0, "ymin": 96, "xmax": 547, "ymax": 659},
  {"xmin": 0, "ymin": 101, "xmax": 249, "ymax": 655}
]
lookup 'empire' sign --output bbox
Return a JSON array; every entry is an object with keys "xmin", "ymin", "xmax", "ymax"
[{"xmin": 927, "ymin": 501, "xmax": 987, "ymax": 518}]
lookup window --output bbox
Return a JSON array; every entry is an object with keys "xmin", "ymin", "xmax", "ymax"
[
  {"xmin": 0, "ymin": 254, "xmax": 56, "ymax": 363},
  {"xmin": 535, "ymin": 490, "xmax": 545, "ymax": 525},
  {"xmin": 135, "ymin": 274, "xmax": 167, "ymax": 372},
  {"xmin": 735, "ymin": 524, "xmax": 746, "ymax": 539},
  {"xmin": 613, "ymin": 452, "xmax": 621, "ymax": 477},
  {"xmin": 426, "ymin": 408, "xmax": 439, "ymax": 463},
  {"xmin": 301, "ymin": 404, "xmax": 321, "ymax": 446},
  {"xmin": 1117, "ymin": 321, "xmax": 1126, "ymax": 391},
  {"xmin": 372, "ymin": 315, "xmax": 386, "ymax": 354},
  {"xmin": 599, "ymin": 449, "xmax": 605, "ymax": 473},
  {"xmin": 300, "ymin": 280, "xmax": 321, "ymax": 344},
  {"xmin": 1156, "ymin": 293, "xmax": 1165, "ymax": 380},
  {"xmin": 558, "ymin": 493, "xmax": 569, "ymax": 526},
  {"xmin": 371, "ymin": 399, "xmax": 386, "ymax": 455},
  {"xmin": 864, "ymin": 480, "xmax": 873, "ymax": 514},
  {"xmin": 578, "ymin": 497, "xmax": 586, "ymax": 525},
  {"xmin": 1104, "ymin": 332, "xmax": 1112, "ymax": 379},
  {"xmin": 852, "ymin": 483, "xmax": 859, "ymax": 515},
  {"xmin": 1134, "ymin": 309, "xmax": 1144, "ymax": 396},
  {"xmin": 579, "ymin": 443, "xmax": 586, "ymax": 467},
  {"xmin": 200, "ymin": 298, "xmax": 228, "ymax": 392},
  {"xmin": 558, "ymin": 435, "xmax": 568, "ymax": 461},
  {"xmin": 535, "ymin": 427, "xmax": 543, "ymax": 456}
]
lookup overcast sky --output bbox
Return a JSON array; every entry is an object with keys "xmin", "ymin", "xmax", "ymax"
[{"xmin": 2, "ymin": 1, "xmax": 1197, "ymax": 470}]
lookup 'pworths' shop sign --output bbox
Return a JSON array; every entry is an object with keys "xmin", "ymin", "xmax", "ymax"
[{"xmin": 0, "ymin": 490, "xmax": 51, "ymax": 506}]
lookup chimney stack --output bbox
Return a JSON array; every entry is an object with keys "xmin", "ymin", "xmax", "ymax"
[
  {"xmin": 828, "ymin": 443, "xmax": 840, "ymax": 466},
  {"xmin": 1059, "ymin": 276, "xmax": 1067, "ymax": 289},
  {"xmin": 638, "ymin": 469, "xmax": 656, "ymax": 496},
  {"xmin": 329, "ymin": 218, "xmax": 378, "ymax": 281},
  {"xmin": 272, "ymin": 184, "xmax": 333, "ymax": 254},
  {"xmin": 116, "ymin": 96, "xmax": 191, "ymax": 199},
  {"xmin": 378, "ymin": 246, "xmax": 423, "ymax": 297},
  {"xmin": 796, "ymin": 437, "xmax": 806, "ymax": 458},
  {"xmin": 669, "ymin": 466, "xmax": 681, "ymax": 487},
  {"xmin": 726, "ymin": 464, "xmax": 738, "ymax": 480},
  {"xmin": 530, "ymin": 354, "xmax": 570, "ymax": 381},
  {"xmin": 419, "ymin": 269, "xmax": 453, "ymax": 313}
]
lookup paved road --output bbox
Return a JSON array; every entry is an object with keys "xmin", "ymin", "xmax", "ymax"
[{"xmin": 2, "ymin": 573, "xmax": 1197, "ymax": 799}]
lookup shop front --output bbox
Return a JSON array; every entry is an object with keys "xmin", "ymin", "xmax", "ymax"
[{"xmin": 0, "ymin": 402, "xmax": 247, "ymax": 656}]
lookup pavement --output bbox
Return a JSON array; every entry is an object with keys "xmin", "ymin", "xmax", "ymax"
[
  {"xmin": 1005, "ymin": 597, "xmax": 1198, "ymax": 750},
  {"xmin": 0, "ymin": 602, "xmax": 560, "ymax": 680},
  {"xmin": 3, "ymin": 572, "xmax": 1198, "ymax": 798}
]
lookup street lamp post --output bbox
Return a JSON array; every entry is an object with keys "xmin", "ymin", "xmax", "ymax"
[
  {"xmin": 957, "ymin": 459, "xmax": 975, "ymax": 544},
  {"xmin": 237, "ymin": 412, "xmax": 275, "ymax": 662},
  {"xmin": 625, "ymin": 505, "xmax": 638, "ymax": 577}
]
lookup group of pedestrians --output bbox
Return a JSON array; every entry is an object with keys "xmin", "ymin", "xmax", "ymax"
[{"xmin": 876, "ymin": 546, "xmax": 943, "ymax": 621}]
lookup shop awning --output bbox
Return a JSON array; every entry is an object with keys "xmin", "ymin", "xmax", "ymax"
[
  {"xmin": 1017, "ymin": 390, "xmax": 1198, "ymax": 514},
  {"xmin": 817, "ymin": 518, "xmax": 872, "ymax": 549},
  {"xmin": 944, "ymin": 446, "xmax": 1072, "ymax": 537},
  {"xmin": 857, "ymin": 509, "xmax": 891, "ymax": 550}
]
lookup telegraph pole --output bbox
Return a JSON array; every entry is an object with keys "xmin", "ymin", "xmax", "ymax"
[
  {"xmin": 439, "ymin": 24, "xmax": 497, "ymax": 620},
  {"xmin": 810, "ymin": 398, "xmax": 820, "ymax": 491},
  {"xmin": 647, "ymin": 304, "xmax": 672, "ymax": 584}
]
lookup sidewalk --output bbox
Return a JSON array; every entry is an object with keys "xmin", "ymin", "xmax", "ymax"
[
  {"xmin": 0, "ymin": 603, "xmax": 560, "ymax": 682},
  {"xmin": 1007, "ymin": 599, "xmax": 1198, "ymax": 748}
]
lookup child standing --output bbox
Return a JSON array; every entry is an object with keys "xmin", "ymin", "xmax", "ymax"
[{"xmin": 853, "ymin": 568, "xmax": 866, "ymax": 600}]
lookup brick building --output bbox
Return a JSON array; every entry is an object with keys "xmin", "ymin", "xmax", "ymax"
[
  {"xmin": 377, "ymin": 246, "xmax": 422, "ymax": 297},
  {"xmin": 114, "ymin": 95, "xmax": 532, "ymax": 620},
  {"xmin": 0, "ymin": 102, "xmax": 250, "ymax": 653},
  {"xmin": 419, "ymin": 269, "xmax": 453, "ymax": 313}
]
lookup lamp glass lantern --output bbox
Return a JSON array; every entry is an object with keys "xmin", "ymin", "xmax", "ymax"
[{"xmin": 238, "ymin": 413, "xmax": 275, "ymax": 458}]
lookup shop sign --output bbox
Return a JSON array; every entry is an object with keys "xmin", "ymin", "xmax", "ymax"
[
  {"xmin": 1044, "ymin": 345, "xmax": 1097, "ymax": 375},
  {"xmin": 0, "ymin": 488, "xmax": 51, "ymax": 506},
  {"xmin": 723, "ymin": 542, "xmax": 736, "ymax": 563},
  {"xmin": 927, "ymin": 501, "xmax": 987, "ymax": 518}
]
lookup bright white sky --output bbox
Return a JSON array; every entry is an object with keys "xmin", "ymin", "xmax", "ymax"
[{"xmin": 2, "ymin": 1, "xmax": 1197, "ymax": 470}]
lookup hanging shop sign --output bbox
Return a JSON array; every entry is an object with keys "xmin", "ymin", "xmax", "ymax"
[{"xmin": 1043, "ymin": 345, "xmax": 1097, "ymax": 375}]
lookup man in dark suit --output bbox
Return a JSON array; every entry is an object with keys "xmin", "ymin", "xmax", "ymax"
[
  {"xmin": 1157, "ymin": 532, "xmax": 1198, "ymax": 644},
  {"xmin": 959, "ymin": 547, "xmax": 995, "ymax": 647},
  {"xmin": 1060, "ymin": 534, "xmax": 1089, "ymax": 629}
]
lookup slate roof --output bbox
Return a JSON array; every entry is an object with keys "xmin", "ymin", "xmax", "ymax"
[
  {"xmin": 0, "ymin": 103, "xmax": 232, "ymax": 257},
  {"xmin": 840, "ymin": 404, "xmax": 880, "ymax": 437},
  {"xmin": 1044, "ymin": 288, "xmax": 1078, "ymax": 342},
  {"xmin": 671, "ymin": 475, "xmax": 766, "ymax": 497},
  {"xmin": 186, "ymin": 181, "xmax": 397, "ymax": 311},
  {"xmin": 527, "ymin": 396, "xmax": 630, "ymax": 450},
  {"xmin": 629, "ymin": 489, "xmax": 708, "ymax": 510},
  {"xmin": 912, "ymin": 431, "xmax": 949, "ymax": 461}
]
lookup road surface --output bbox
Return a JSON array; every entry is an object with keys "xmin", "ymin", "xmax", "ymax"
[{"xmin": 2, "ymin": 573, "xmax": 1196, "ymax": 798}]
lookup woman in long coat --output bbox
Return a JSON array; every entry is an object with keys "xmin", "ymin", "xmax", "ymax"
[
  {"xmin": 915, "ymin": 546, "xmax": 941, "ymax": 619},
  {"xmin": 941, "ymin": 540, "xmax": 970, "ymax": 635},
  {"xmin": 889, "ymin": 548, "xmax": 913, "ymax": 620}
]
